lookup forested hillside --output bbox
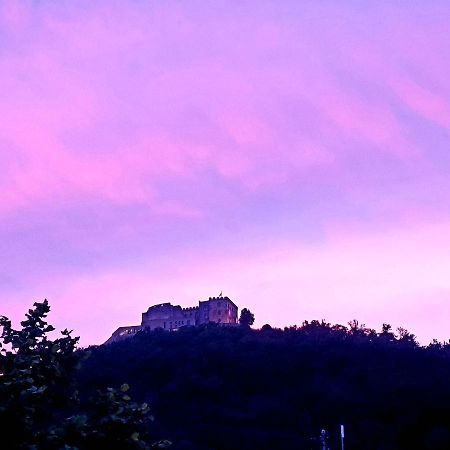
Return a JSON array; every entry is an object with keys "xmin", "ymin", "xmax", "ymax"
[{"xmin": 79, "ymin": 322, "xmax": 450, "ymax": 450}]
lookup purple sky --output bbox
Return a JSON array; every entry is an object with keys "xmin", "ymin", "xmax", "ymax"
[{"xmin": 1, "ymin": 1, "xmax": 450, "ymax": 345}]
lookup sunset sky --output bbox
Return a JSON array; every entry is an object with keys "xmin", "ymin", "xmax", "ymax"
[{"xmin": 1, "ymin": 1, "xmax": 450, "ymax": 345}]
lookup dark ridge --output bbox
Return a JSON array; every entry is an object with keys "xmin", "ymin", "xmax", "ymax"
[{"xmin": 78, "ymin": 321, "xmax": 450, "ymax": 450}]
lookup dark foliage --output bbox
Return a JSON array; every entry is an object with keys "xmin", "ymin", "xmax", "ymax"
[
  {"xmin": 239, "ymin": 308, "xmax": 255, "ymax": 327},
  {"xmin": 0, "ymin": 300, "xmax": 170, "ymax": 450},
  {"xmin": 79, "ymin": 321, "xmax": 450, "ymax": 450}
]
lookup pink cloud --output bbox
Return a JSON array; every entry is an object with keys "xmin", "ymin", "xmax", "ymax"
[
  {"xmin": 1, "ymin": 1, "xmax": 450, "ymax": 346},
  {"xmin": 1, "ymin": 0, "xmax": 30, "ymax": 31},
  {"xmin": 390, "ymin": 78, "xmax": 450, "ymax": 130},
  {"xmin": 0, "ymin": 0, "xmax": 433, "ymax": 211}
]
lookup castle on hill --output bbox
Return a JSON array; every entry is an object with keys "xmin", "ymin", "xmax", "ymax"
[{"xmin": 105, "ymin": 296, "xmax": 238, "ymax": 344}]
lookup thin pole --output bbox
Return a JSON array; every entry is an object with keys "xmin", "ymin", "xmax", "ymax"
[{"xmin": 340, "ymin": 425, "xmax": 345, "ymax": 450}]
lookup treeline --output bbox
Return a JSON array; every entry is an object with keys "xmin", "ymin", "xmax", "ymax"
[{"xmin": 79, "ymin": 320, "xmax": 450, "ymax": 450}]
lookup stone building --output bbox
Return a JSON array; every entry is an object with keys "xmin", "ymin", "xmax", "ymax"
[{"xmin": 105, "ymin": 296, "xmax": 238, "ymax": 344}]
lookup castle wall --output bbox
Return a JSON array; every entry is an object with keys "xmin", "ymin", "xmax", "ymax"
[
  {"xmin": 198, "ymin": 300, "xmax": 210, "ymax": 325},
  {"xmin": 142, "ymin": 303, "xmax": 199, "ymax": 330},
  {"xmin": 207, "ymin": 296, "xmax": 238, "ymax": 324},
  {"xmin": 105, "ymin": 296, "xmax": 239, "ymax": 344}
]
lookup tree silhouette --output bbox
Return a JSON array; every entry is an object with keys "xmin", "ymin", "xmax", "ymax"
[
  {"xmin": 0, "ymin": 300, "xmax": 170, "ymax": 450},
  {"xmin": 78, "ymin": 317, "xmax": 450, "ymax": 449},
  {"xmin": 239, "ymin": 308, "xmax": 255, "ymax": 326}
]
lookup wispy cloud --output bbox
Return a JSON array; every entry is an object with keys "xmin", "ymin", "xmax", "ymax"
[{"xmin": 1, "ymin": 0, "xmax": 450, "ymax": 344}]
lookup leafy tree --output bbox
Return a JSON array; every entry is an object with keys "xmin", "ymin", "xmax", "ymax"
[
  {"xmin": 0, "ymin": 300, "xmax": 80, "ymax": 448},
  {"xmin": 0, "ymin": 300, "xmax": 169, "ymax": 450},
  {"xmin": 396, "ymin": 327, "xmax": 417, "ymax": 346},
  {"xmin": 45, "ymin": 384, "xmax": 171, "ymax": 450},
  {"xmin": 239, "ymin": 308, "xmax": 255, "ymax": 327}
]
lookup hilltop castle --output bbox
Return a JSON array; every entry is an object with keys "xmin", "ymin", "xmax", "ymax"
[{"xmin": 105, "ymin": 296, "xmax": 238, "ymax": 344}]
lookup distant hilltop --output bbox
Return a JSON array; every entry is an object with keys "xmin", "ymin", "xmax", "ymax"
[{"xmin": 105, "ymin": 296, "xmax": 238, "ymax": 344}]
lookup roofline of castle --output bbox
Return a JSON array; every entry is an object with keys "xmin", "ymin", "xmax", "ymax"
[
  {"xmin": 204, "ymin": 296, "xmax": 238, "ymax": 309},
  {"xmin": 113, "ymin": 325, "xmax": 141, "ymax": 332},
  {"xmin": 147, "ymin": 296, "xmax": 238, "ymax": 312}
]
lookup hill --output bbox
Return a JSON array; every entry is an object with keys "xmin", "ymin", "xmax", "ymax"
[{"xmin": 78, "ymin": 322, "xmax": 450, "ymax": 450}]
